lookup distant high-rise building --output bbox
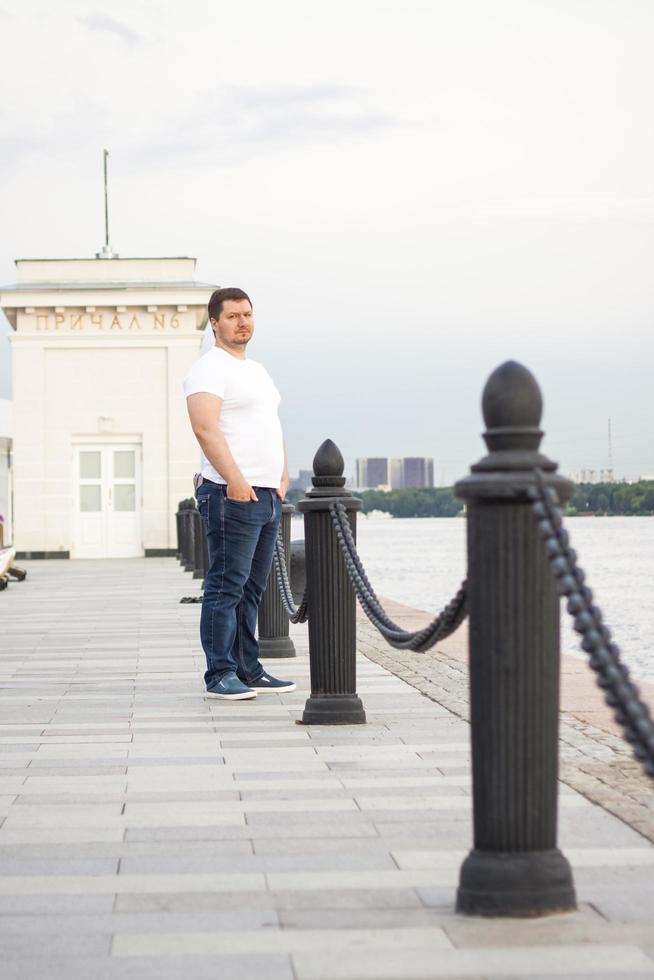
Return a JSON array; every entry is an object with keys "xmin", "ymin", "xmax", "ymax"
[
  {"xmin": 356, "ymin": 457, "xmax": 389, "ymax": 489},
  {"xmin": 390, "ymin": 458, "xmax": 403, "ymax": 490},
  {"xmin": 355, "ymin": 456, "xmax": 434, "ymax": 490},
  {"xmin": 290, "ymin": 469, "xmax": 313, "ymax": 491},
  {"xmin": 402, "ymin": 457, "xmax": 434, "ymax": 489}
]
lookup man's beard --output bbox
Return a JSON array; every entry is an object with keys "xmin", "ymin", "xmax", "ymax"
[{"xmin": 218, "ymin": 331, "xmax": 250, "ymax": 347}]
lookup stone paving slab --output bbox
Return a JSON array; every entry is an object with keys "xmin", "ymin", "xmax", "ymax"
[
  {"xmin": 0, "ymin": 558, "xmax": 653, "ymax": 979},
  {"xmin": 0, "ymin": 955, "xmax": 296, "ymax": 980},
  {"xmin": 364, "ymin": 599, "xmax": 654, "ymax": 845}
]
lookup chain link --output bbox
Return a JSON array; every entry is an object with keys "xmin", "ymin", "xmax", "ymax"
[
  {"xmin": 329, "ymin": 500, "xmax": 467, "ymax": 651},
  {"xmin": 530, "ymin": 469, "xmax": 654, "ymax": 780},
  {"xmin": 273, "ymin": 533, "xmax": 308, "ymax": 624}
]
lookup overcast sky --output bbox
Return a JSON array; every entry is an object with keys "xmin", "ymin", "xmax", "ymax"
[{"xmin": 1, "ymin": 0, "xmax": 653, "ymax": 482}]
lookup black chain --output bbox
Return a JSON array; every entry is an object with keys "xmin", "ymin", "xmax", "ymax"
[
  {"xmin": 329, "ymin": 500, "xmax": 467, "ymax": 651},
  {"xmin": 273, "ymin": 534, "xmax": 308, "ymax": 624},
  {"xmin": 530, "ymin": 469, "xmax": 654, "ymax": 780},
  {"xmin": 270, "ymin": 482, "xmax": 654, "ymax": 781}
]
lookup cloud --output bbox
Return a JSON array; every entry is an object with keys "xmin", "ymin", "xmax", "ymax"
[
  {"xmin": 77, "ymin": 11, "xmax": 142, "ymax": 47},
  {"xmin": 136, "ymin": 84, "xmax": 400, "ymax": 168},
  {"xmin": 0, "ymin": 82, "xmax": 400, "ymax": 176}
]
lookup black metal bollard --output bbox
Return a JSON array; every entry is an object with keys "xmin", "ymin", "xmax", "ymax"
[
  {"xmin": 177, "ymin": 500, "xmax": 188, "ymax": 564},
  {"xmin": 183, "ymin": 503, "xmax": 196, "ymax": 573},
  {"xmin": 178, "ymin": 500, "xmax": 195, "ymax": 570},
  {"xmin": 192, "ymin": 509, "xmax": 206, "ymax": 580},
  {"xmin": 289, "ymin": 540, "xmax": 306, "ymax": 605},
  {"xmin": 454, "ymin": 361, "xmax": 576, "ymax": 917},
  {"xmin": 258, "ymin": 503, "xmax": 297, "ymax": 658},
  {"xmin": 297, "ymin": 439, "xmax": 366, "ymax": 725},
  {"xmin": 176, "ymin": 502, "xmax": 184, "ymax": 560}
]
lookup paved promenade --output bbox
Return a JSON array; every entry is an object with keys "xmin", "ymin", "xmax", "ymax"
[
  {"xmin": 1, "ymin": 558, "xmax": 654, "ymax": 979},
  {"xmin": 361, "ymin": 599, "xmax": 654, "ymax": 845}
]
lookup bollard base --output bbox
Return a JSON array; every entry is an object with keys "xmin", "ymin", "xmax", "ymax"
[
  {"xmin": 456, "ymin": 848, "xmax": 576, "ymax": 918},
  {"xmin": 301, "ymin": 694, "xmax": 366, "ymax": 726},
  {"xmin": 258, "ymin": 636, "xmax": 296, "ymax": 658}
]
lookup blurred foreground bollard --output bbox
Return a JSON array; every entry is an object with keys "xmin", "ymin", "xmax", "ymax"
[
  {"xmin": 454, "ymin": 361, "xmax": 576, "ymax": 917},
  {"xmin": 184, "ymin": 505, "xmax": 197, "ymax": 574},
  {"xmin": 258, "ymin": 502, "xmax": 296, "ymax": 658},
  {"xmin": 192, "ymin": 509, "xmax": 207, "ymax": 580},
  {"xmin": 177, "ymin": 499, "xmax": 196, "ymax": 572},
  {"xmin": 289, "ymin": 540, "xmax": 306, "ymax": 605},
  {"xmin": 297, "ymin": 440, "xmax": 365, "ymax": 725},
  {"xmin": 175, "ymin": 503, "xmax": 184, "ymax": 560}
]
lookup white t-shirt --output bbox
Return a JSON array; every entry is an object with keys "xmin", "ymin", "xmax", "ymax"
[{"xmin": 183, "ymin": 347, "xmax": 284, "ymax": 489}]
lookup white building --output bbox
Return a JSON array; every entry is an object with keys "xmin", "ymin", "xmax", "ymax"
[
  {"xmin": 0, "ymin": 397, "xmax": 11, "ymax": 546},
  {"xmin": 571, "ymin": 469, "xmax": 615, "ymax": 485},
  {"xmin": 0, "ymin": 255, "xmax": 215, "ymax": 558}
]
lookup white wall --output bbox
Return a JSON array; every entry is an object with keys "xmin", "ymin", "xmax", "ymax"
[
  {"xmin": 0, "ymin": 318, "xmax": 11, "ymax": 400},
  {"xmin": 0, "ymin": 398, "xmax": 12, "ymax": 544},
  {"xmin": 11, "ymin": 335, "xmax": 201, "ymax": 554}
]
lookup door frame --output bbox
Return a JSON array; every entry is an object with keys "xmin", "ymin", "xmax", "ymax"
[{"xmin": 71, "ymin": 435, "xmax": 143, "ymax": 559}]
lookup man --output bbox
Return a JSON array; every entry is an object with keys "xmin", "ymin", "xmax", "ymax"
[{"xmin": 184, "ymin": 287, "xmax": 296, "ymax": 700}]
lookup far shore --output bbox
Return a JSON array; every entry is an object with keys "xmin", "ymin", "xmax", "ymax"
[{"xmin": 290, "ymin": 511, "xmax": 654, "ymax": 518}]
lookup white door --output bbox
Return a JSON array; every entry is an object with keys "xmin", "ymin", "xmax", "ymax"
[{"xmin": 73, "ymin": 444, "xmax": 143, "ymax": 558}]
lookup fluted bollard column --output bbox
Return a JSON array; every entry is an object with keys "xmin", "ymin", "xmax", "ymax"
[
  {"xmin": 454, "ymin": 361, "xmax": 576, "ymax": 917},
  {"xmin": 297, "ymin": 440, "xmax": 366, "ymax": 725},
  {"xmin": 178, "ymin": 500, "xmax": 194, "ymax": 566},
  {"xmin": 176, "ymin": 502, "xmax": 184, "ymax": 561},
  {"xmin": 183, "ymin": 504, "xmax": 197, "ymax": 573},
  {"xmin": 192, "ymin": 510, "xmax": 206, "ymax": 580},
  {"xmin": 258, "ymin": 502, "xmax": 296, "ymax": 658}
]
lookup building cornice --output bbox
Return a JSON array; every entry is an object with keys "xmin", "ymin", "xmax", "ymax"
[
  {"xmin": 1, "ymin": 282, "xmax": 216, "ymax": 293},
  {"xmin": 14, "ymin": 256, "xmax": 197, "ymax": 263}
]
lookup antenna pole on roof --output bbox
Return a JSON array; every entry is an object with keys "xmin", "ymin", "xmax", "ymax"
[
  {"xmin": 104, "ymin": 149, "xmax": 110, "ymax": 249},
  {"xmin": 96, "ymin": 149, "xmax": 118, "ymax": 259}
]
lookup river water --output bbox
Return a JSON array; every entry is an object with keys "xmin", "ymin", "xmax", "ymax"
[{"xmin": 291, "ymin": 514, "xmax": 654, "ymax": 682}]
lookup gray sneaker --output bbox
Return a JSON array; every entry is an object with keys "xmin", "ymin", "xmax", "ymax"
[
  {"xmin": 205, "ymin": 673, "xmax": 257, "ymax": 700},
  {"xmin": 246, "ymin": 670, "xmax": 296, "ymax": 694}
]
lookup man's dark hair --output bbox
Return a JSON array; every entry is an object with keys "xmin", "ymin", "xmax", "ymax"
[{"xmin": 208, "ymin": 287, "xmax": 252, "ymax": 322}]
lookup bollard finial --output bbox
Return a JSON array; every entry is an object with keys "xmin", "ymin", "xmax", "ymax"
[
  {"xmin": 483, "ymin": 360, "xmax": 542, "ymax": 429},
  {"xmin": 481, "ymin": 360, "xmax": 543, "ymax": 454},
  {"xmin": 312, "ymin": 439, "xmax": 346, "ymax": 489},
  {"xmin": 456, "ymin": 360, "xmax": 572, "ymax": 495}
]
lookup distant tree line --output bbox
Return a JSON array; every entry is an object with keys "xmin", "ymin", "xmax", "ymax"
[
  {"xmin": 285, "ymin": 488, "xmax": 306, "ymax": 507},
  {"xmin": 356, "ymin": 487, "xmax": 462, "ymax": 518},
  {"xmin": 286, "ymin": 481, "xmax": 654, "ymax": 517},
  {"xmin": 566, "ymin": 481, "xmax": 654, "ymax": 516},
  {"xmin": 286, "ymin": 485, "xmax": 462, "ymax": 516}
]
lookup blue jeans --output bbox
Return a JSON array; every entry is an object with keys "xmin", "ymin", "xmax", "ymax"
[{"xmin": 196, "ymin": 482, "xmax": 282, "ymax": 689}]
